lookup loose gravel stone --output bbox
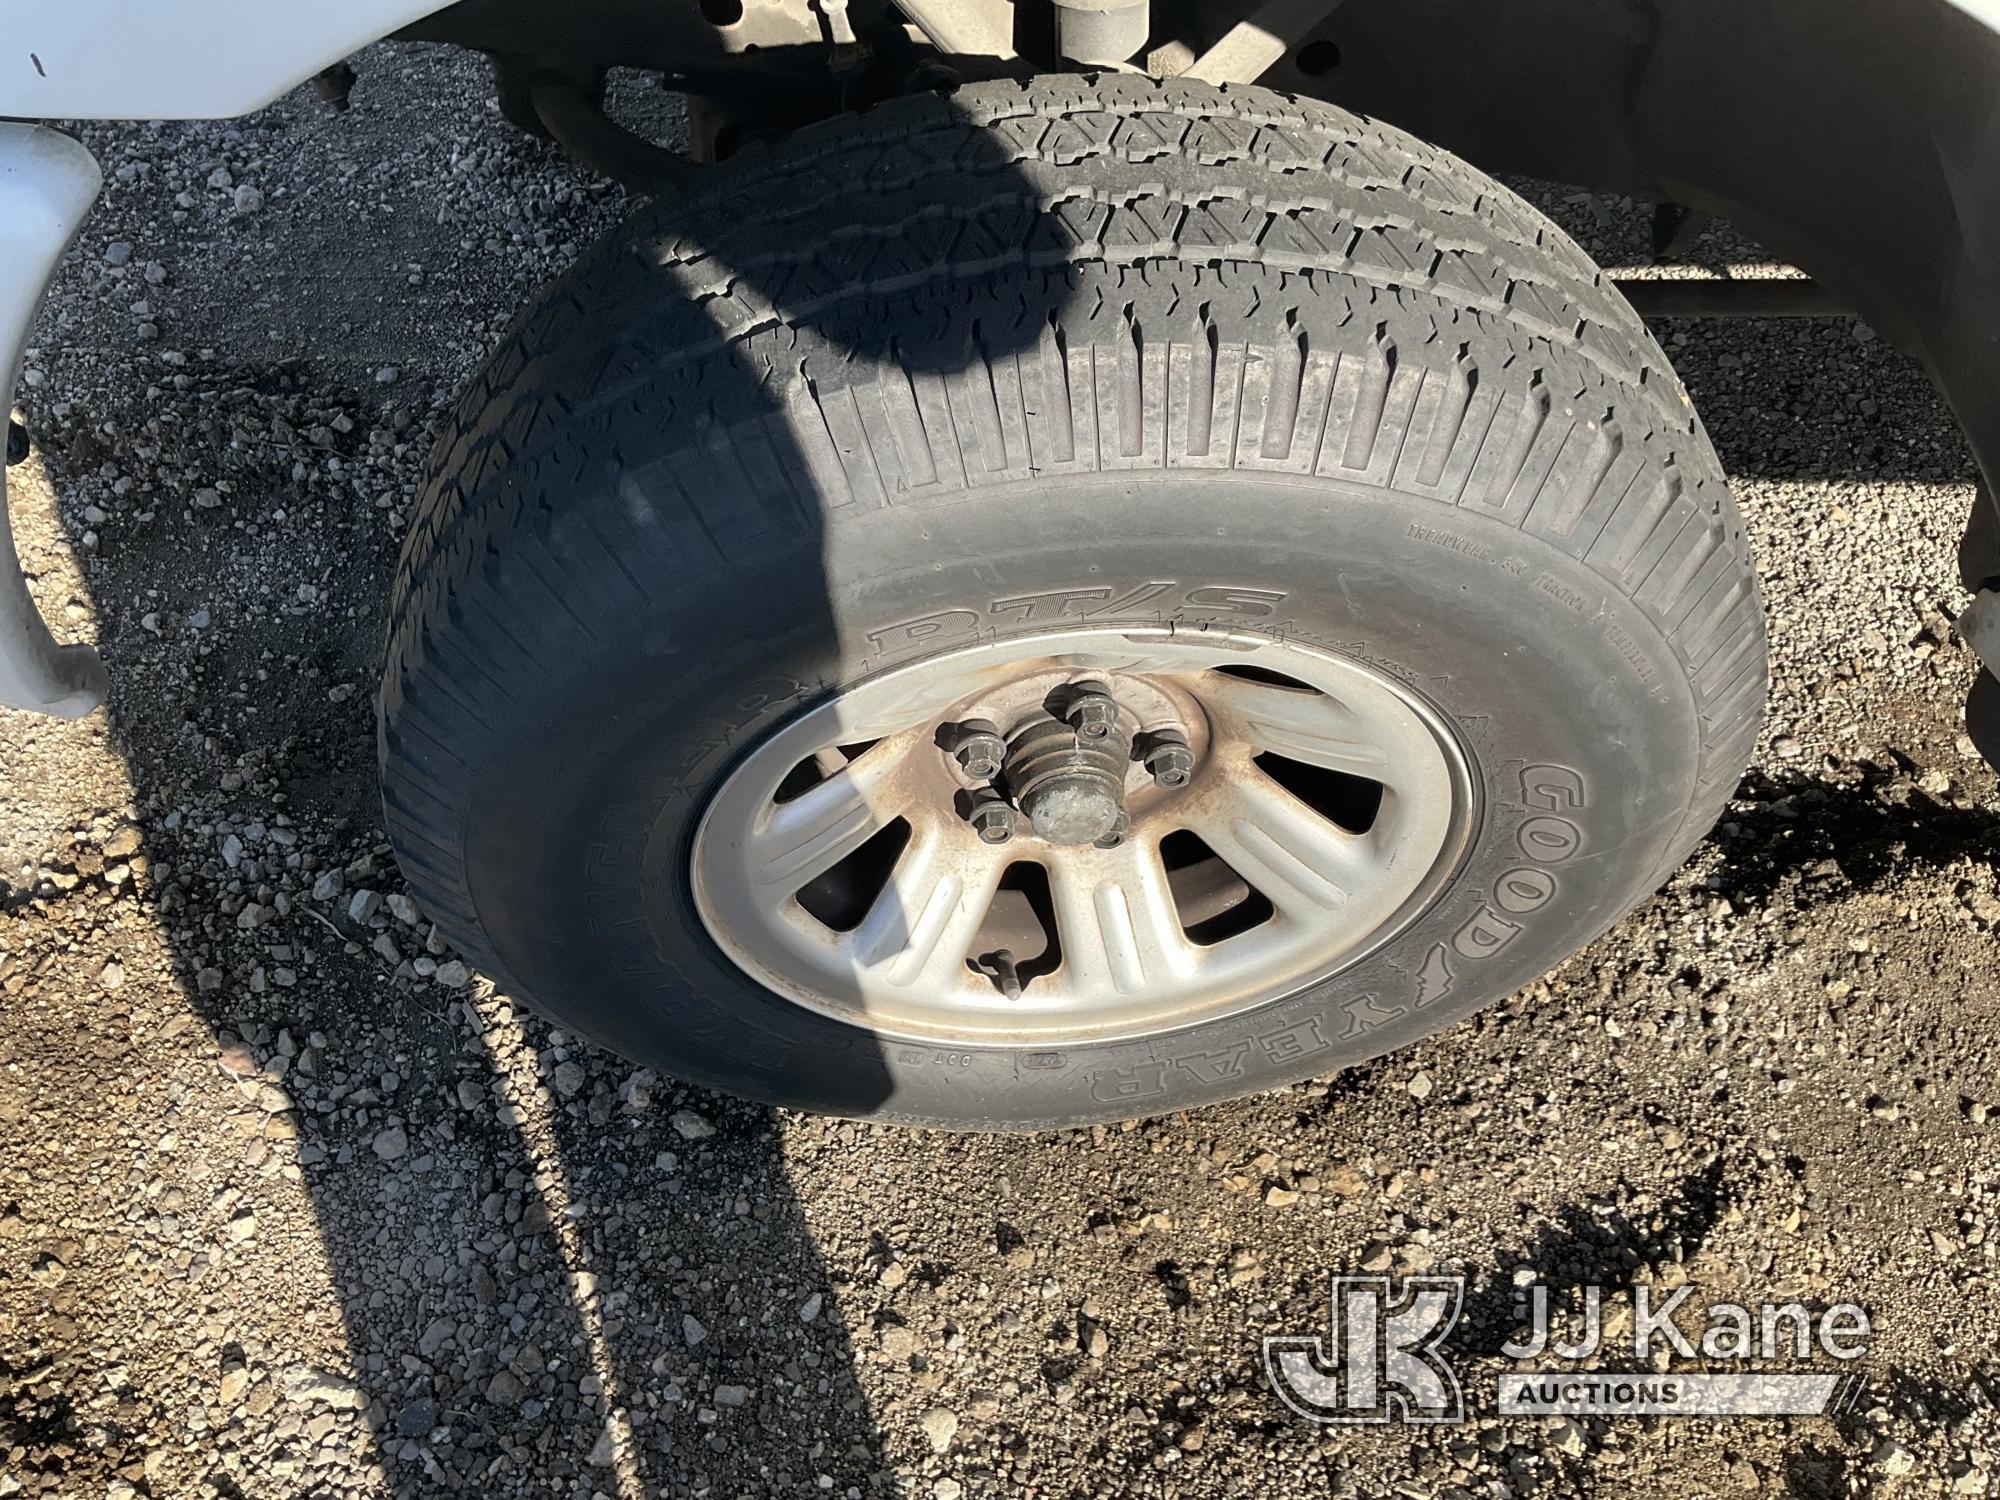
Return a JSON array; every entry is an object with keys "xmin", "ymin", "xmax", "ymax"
[
  {"xmin": 1873, "ymin": 1439, "xmax": 1918, "ymax": 1475},
  {"xmin": 0, "ymin": 49, "xmax": 1989, "ymax": 1500},
  {"xmin": 919, "ymin": 1407, "xmax": 958, "ymax": 1453},
  {"xmin": 670, "ymin": 1108, "xmax": 714, "ymax": 1140}
]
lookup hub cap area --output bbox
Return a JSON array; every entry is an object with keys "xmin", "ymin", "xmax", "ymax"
[{"xmin": 690, "ymin": 628, "xmax": 1474, "ymax": 1046}]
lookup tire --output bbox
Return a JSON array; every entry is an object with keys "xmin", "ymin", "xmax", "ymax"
[{"xmin": 380, "ymin": 76, "xmax": 1766, "ymax": 1128}]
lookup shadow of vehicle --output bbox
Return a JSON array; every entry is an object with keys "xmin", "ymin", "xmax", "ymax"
[
  {"xmin": 2, "ymin": 41, "xmax": 1089, "ymax": 1495},
  {"xmin": 5, "ymin": 38, "xmax": 1994, "ymax": 1497}
]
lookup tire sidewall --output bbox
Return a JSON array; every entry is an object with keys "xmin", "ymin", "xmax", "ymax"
[{"xmin": 460, "ymin": 471, "xmax": 1698, "ymax": 1126}]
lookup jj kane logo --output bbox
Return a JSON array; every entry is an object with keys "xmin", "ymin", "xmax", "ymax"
[
  {"xmin": 1265, "ymin": 1269, "xmax": 1870, "ymax": 1425},
  {"xmin": 1263, "ymin": 1276, "xmax": 1466, "ymax": 1425}
]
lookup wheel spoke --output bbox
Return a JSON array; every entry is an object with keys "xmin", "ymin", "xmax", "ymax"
[
  {"xmin": 750, "ymin": 732, "xmax": 919, "ymax": 889},
  {"xmin": 1182, "ymin": 768, "xmax": 1375, "ymax": 919},
  {"xmin": 693, "ymin": 626, "xmax": 1466, "ymax": 1043},
  {"xmin": 847, "ymin": 825, "xmax": 1007, "ymax": 991},
  {"xmin": 1047, "ymin": 840, "xmax": 1197, "ymax": 997},
  {"xmin": 1197, "ymin": 671, "xmax": 1392, "ymax": 781}
]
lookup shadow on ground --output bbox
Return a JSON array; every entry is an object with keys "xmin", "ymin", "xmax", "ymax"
[
  {"xmin": 36, "ymin": 344, "xmax": 900, "ymax": 1490},
  {"xmin": 1708, "ymin": 765, "xmax": 2000, "ymax": 907},
  {"xmin": 9, "ymin": 83, "xmax": 879, "ymax": 1500},
  {"xmin": 11, "ymin": 53, "xmax": 1069, "ymax": 1497},
  {"xmin": 8, "ymin": 44, "xmax": 1995, "ymax": 1499}
]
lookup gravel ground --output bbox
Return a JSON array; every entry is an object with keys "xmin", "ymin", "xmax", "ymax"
[{"xmin": 2, "ymin": 45, "xmax": 1998, "ymax": 1500}]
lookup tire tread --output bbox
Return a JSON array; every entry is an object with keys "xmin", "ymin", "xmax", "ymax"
[{"xmin": 382, "ymin": 75, "xmax": 1766, "ymax": 1020}]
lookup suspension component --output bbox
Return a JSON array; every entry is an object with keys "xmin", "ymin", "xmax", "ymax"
[
  {"xmin": 527, "ymin": 74, "xmax": 698, "ymax": 194},
  {"xmin": 1051, "ymin": 0, "xmax": 1151, "ymax": 66}
]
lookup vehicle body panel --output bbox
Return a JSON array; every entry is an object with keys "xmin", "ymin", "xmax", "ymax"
[
  {"xmin": 0, "ymin": 0, "xmax": 455, "ymax": 118},
  {"xmin": 0, "ymin": 126, "xmax": 112, "ymax": 714}
]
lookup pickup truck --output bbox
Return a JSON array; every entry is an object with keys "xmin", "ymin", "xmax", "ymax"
[{"xmin": 3, "ymin": 0, "xmax": 1995, "ymax": 1126}]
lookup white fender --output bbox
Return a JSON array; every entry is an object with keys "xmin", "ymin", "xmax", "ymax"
[{"xmin": 0, "ymin": 1, "xmax": 458, "ymax": 119}]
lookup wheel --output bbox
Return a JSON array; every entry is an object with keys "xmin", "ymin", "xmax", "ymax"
[{"xmin": 381, "ymin": 76, "xmax": 1766, "ymax": 1127}]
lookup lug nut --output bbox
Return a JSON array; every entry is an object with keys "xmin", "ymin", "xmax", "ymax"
[
  {"xmin": 952, "ymin": 720, "xmax": 1006, "ymax": 781},
  {"xmin": 1066, "ymin": 683, "xmax": 1120, "ymax": 741},
  {"xmin": 1143, "ymin": 731, "xmax": 1196, "ymax": 789},
  {"xmin": 1093, "ymin": 811, "xmax": 1131, "ymax": 849},
  {"xmin": 967, "ymin": 791, "xmax": 1015, "ymax": 844}
]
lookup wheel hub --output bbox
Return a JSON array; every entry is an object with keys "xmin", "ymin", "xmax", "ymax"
[
  {"xmin": 689, "ymin": 627, "xmax": 1476, "ymax": 1046},
  {"xmin": 999, "ymin": 684, "xmax": 1137, "ymax": 847}
]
